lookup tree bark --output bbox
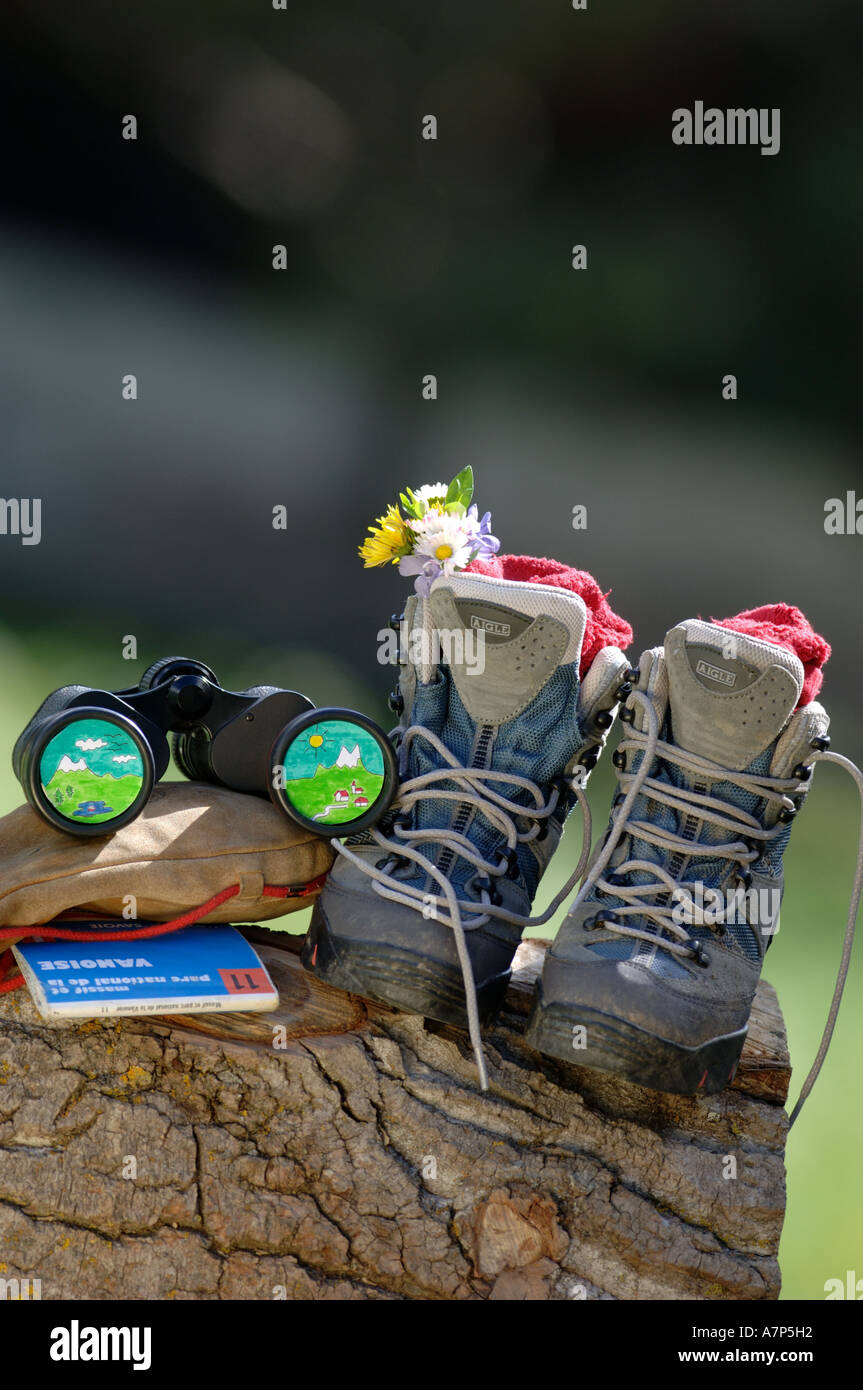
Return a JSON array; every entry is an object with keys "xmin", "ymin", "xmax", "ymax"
[{"xmin": 0, "ymin": 935, "xmax": 788, "ymax": 1301}]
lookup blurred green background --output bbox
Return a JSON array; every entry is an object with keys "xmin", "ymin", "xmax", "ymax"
[{"xmin": 2, "ymin": 0, "xmax": 861, "ymax": 1300}]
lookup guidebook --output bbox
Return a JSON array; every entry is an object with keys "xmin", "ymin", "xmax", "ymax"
[{"xmin": 12, "ymin": 922, "xmax": 279, "ymax": 1020}]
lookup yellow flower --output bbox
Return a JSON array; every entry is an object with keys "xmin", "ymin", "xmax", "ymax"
[{"xmin": 359, "ymin": 504, "xmax": 413, "ymax": 567}]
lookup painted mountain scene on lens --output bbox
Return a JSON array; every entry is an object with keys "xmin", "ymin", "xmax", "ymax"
[
  {"xmin": 39, "ymin": 717, "xmax": 145, "ymax": 824},
  {"xmin": 280, "ymin": 720, "xmax": 386, "ymax": 824}
]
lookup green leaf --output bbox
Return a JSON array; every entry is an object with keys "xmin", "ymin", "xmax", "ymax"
[
  {"xmin": 445, "ymin": 466, "xmax": 474, "ymax": 511},
  {"xmin": 399, "ymin": 488, "xmax": 423, "ymax": 519}
]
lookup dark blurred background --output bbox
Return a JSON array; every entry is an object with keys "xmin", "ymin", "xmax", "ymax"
[{"xmin": 2, "ymin": 0, "xmax": 861, "ymax": 1300}]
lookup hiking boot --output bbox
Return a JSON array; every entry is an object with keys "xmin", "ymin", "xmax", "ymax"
[
  {"xmin": 526, "ymin": 609, "xmax": 852, "ymax": 1102},
  {"xmin": 302, "ymin": 556, "xmax": 633, "ymax": 1087}
]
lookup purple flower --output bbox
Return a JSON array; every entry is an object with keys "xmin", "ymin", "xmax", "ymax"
[
  {"xmin": 467, "ymin": 505, "xmax": 500, "ymax": 559},
  {"xmin": 398, "ymin": 552, "xmax": 442, "ymax": 597}
]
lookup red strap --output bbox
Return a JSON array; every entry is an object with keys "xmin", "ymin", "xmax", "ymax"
[
  {"xmin": 0, "ymin": 873, "xmax": 328, "ymax": 998},
  {"xmin": 0, "ymin": 955, "xmax": 23, "ymax": 996}
]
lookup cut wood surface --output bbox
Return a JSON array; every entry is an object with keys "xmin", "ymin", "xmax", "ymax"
[{"xmin": 0, "ymin": 934, "xmax": 789, "ymax": 1300}]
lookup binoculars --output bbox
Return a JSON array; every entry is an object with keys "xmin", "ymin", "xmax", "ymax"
[{"xmin": 14, "ymin": 656, "xmax": 398, "ymax": 839}]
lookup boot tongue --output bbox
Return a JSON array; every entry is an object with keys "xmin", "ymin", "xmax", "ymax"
[
  {"xmin": 664, "ymin": 620, "xmax": 803, "ymax": 771},
  {"xmin": 426, "ymin": 570, "xmax": 587, "ymax": 725}
]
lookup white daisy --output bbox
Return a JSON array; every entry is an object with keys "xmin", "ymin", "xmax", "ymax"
[
  {"xmin": 413, "ymin": 512, "xmax": 479, "ymax": 573},
  {"xmin": 411, "ymin": 482, "xmax": 450, "ymax": 511}
]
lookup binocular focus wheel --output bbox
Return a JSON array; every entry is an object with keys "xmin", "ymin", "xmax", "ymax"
[
  {"xmin": 138, "ymin": 656, "xmax": 218, "ymax": 691},
  {"xmin": 23, "ymin": 707, "xmax": 155, "ymax": 838},
  {"xmin": 171, "ymin": 728, "xmax": 216, "ymax": 783},
  {"xmin": 269, "ymin": 708, "xmax": 398, "ymax": 838}
]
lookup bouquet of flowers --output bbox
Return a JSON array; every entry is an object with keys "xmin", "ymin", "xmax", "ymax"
[{"xmin": 359, "ymin": 467, "xmax": 499, "ymax": 596}]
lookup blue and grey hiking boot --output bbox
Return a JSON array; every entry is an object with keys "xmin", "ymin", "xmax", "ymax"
[
  {"xmin": 302, "ymin": 557, "xmax": 633, "ymax": 1087},
  {"xmin": 527, "ymin": 614, "xmax": 863, "ymax": 1111}
]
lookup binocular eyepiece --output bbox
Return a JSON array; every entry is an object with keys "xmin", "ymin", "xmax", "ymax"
[{"xmin": 14, "ymin": 657, "xmax": 398, "ymax": 839}]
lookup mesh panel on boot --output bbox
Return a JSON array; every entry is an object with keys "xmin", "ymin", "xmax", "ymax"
[
  {"xmin": 402, "ymin": 664, "xmax": 584, "ymax": 899},
  {"xmin": 586, "ymin": 721, "xmax": 783, "ymax": 973}
]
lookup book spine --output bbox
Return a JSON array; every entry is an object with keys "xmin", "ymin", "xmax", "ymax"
[{"xmin": 37, "ymin": 995, "xmax": 279, "ymax": 1019}]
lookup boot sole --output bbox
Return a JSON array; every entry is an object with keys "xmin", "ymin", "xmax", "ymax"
[
  {"xmin": 525, "ymin": 985, "xmax": 748, "ymax": 1096},
  {"xmin": 301, "ymin": 909, "xmax": 511, "ymax": 1031}
]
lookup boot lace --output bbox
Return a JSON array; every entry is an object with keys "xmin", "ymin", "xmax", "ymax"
[
  {"xmin": 333, "ymin": 724, "xmax": 593, "ymax": 1090},
  {"xmin": 571, "ymin": 689, "xmax": 863, "ymax": 1125}
]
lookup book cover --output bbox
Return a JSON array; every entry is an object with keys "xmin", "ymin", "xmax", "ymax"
[{"xmin": 12, "ymin": 923, "xmax": 279, "ymax": 1020}]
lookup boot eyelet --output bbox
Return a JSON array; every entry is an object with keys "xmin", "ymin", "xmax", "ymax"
[
  {"xmin": 387, "ymin": 689, "xmax": 405, "ymax": 714},
  {"xmin": 594, "ymin": 709, "xmax": 613, "ymax": 730},
  {"xmin": 810, "ymin": 735, "xmax": 830, "ymax": 752},
  {"xmin": 580, "ymin": 747, "xmax": 600, "ymax": 771},
  {"xmin": 612, "ymin": 749, "xmax": 626, "ymax": 770},
  {"xmin": 619, "ymin": 706, "xmax": 635, "ymax": 725},
  {"xmin": 470, "ymin": 873, "xmax": 499, "ymax": 905},
  {"xmin": 376, "ymin": 855, "xmax": 406, "ymax": 872},
  {"xmin": 693, "ymin": 947, "xmax": 711, "ymax": 968},
  {"xmin": 388, "ymin": 611, "xmax": 405, "ymax": 631},
  {"xmin": 792, "ymin": 763, "xmax": 812, "ymax": 781},
  {"xmin": 738, "ymin": 868, "xmax": 753, "ymax": 888},
  {"xmin": 777, "ymin": 806, "xmax": 796, "ymax": 824},
  {"xmin": 504, "ymin": 849, "xmax": 520, "ymax": 879},
  {"xmin": 624, "ymin": 666, "xmax": 640, "ymax": 684},
  {"xmin": 615, "ymin": 680, "xmax": 633, "ymax": 700},
  {"xmin": 587, "ymin": 913, "xmax": 617, "ymax": 932}
]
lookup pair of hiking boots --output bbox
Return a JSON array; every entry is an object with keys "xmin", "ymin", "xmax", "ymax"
[{"xmin": 301, "ymin": 555, "xmax": 861, "ymax": 1116}]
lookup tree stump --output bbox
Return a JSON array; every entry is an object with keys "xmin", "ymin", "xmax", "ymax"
[{"xmin": 0, "ymin": 934, "xmax": 789, "ymax": 1301}]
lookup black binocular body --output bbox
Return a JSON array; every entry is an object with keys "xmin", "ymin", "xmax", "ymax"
[{"xmin": 14, "ymin": 657, "xmax": 397, "ymax": 839}]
